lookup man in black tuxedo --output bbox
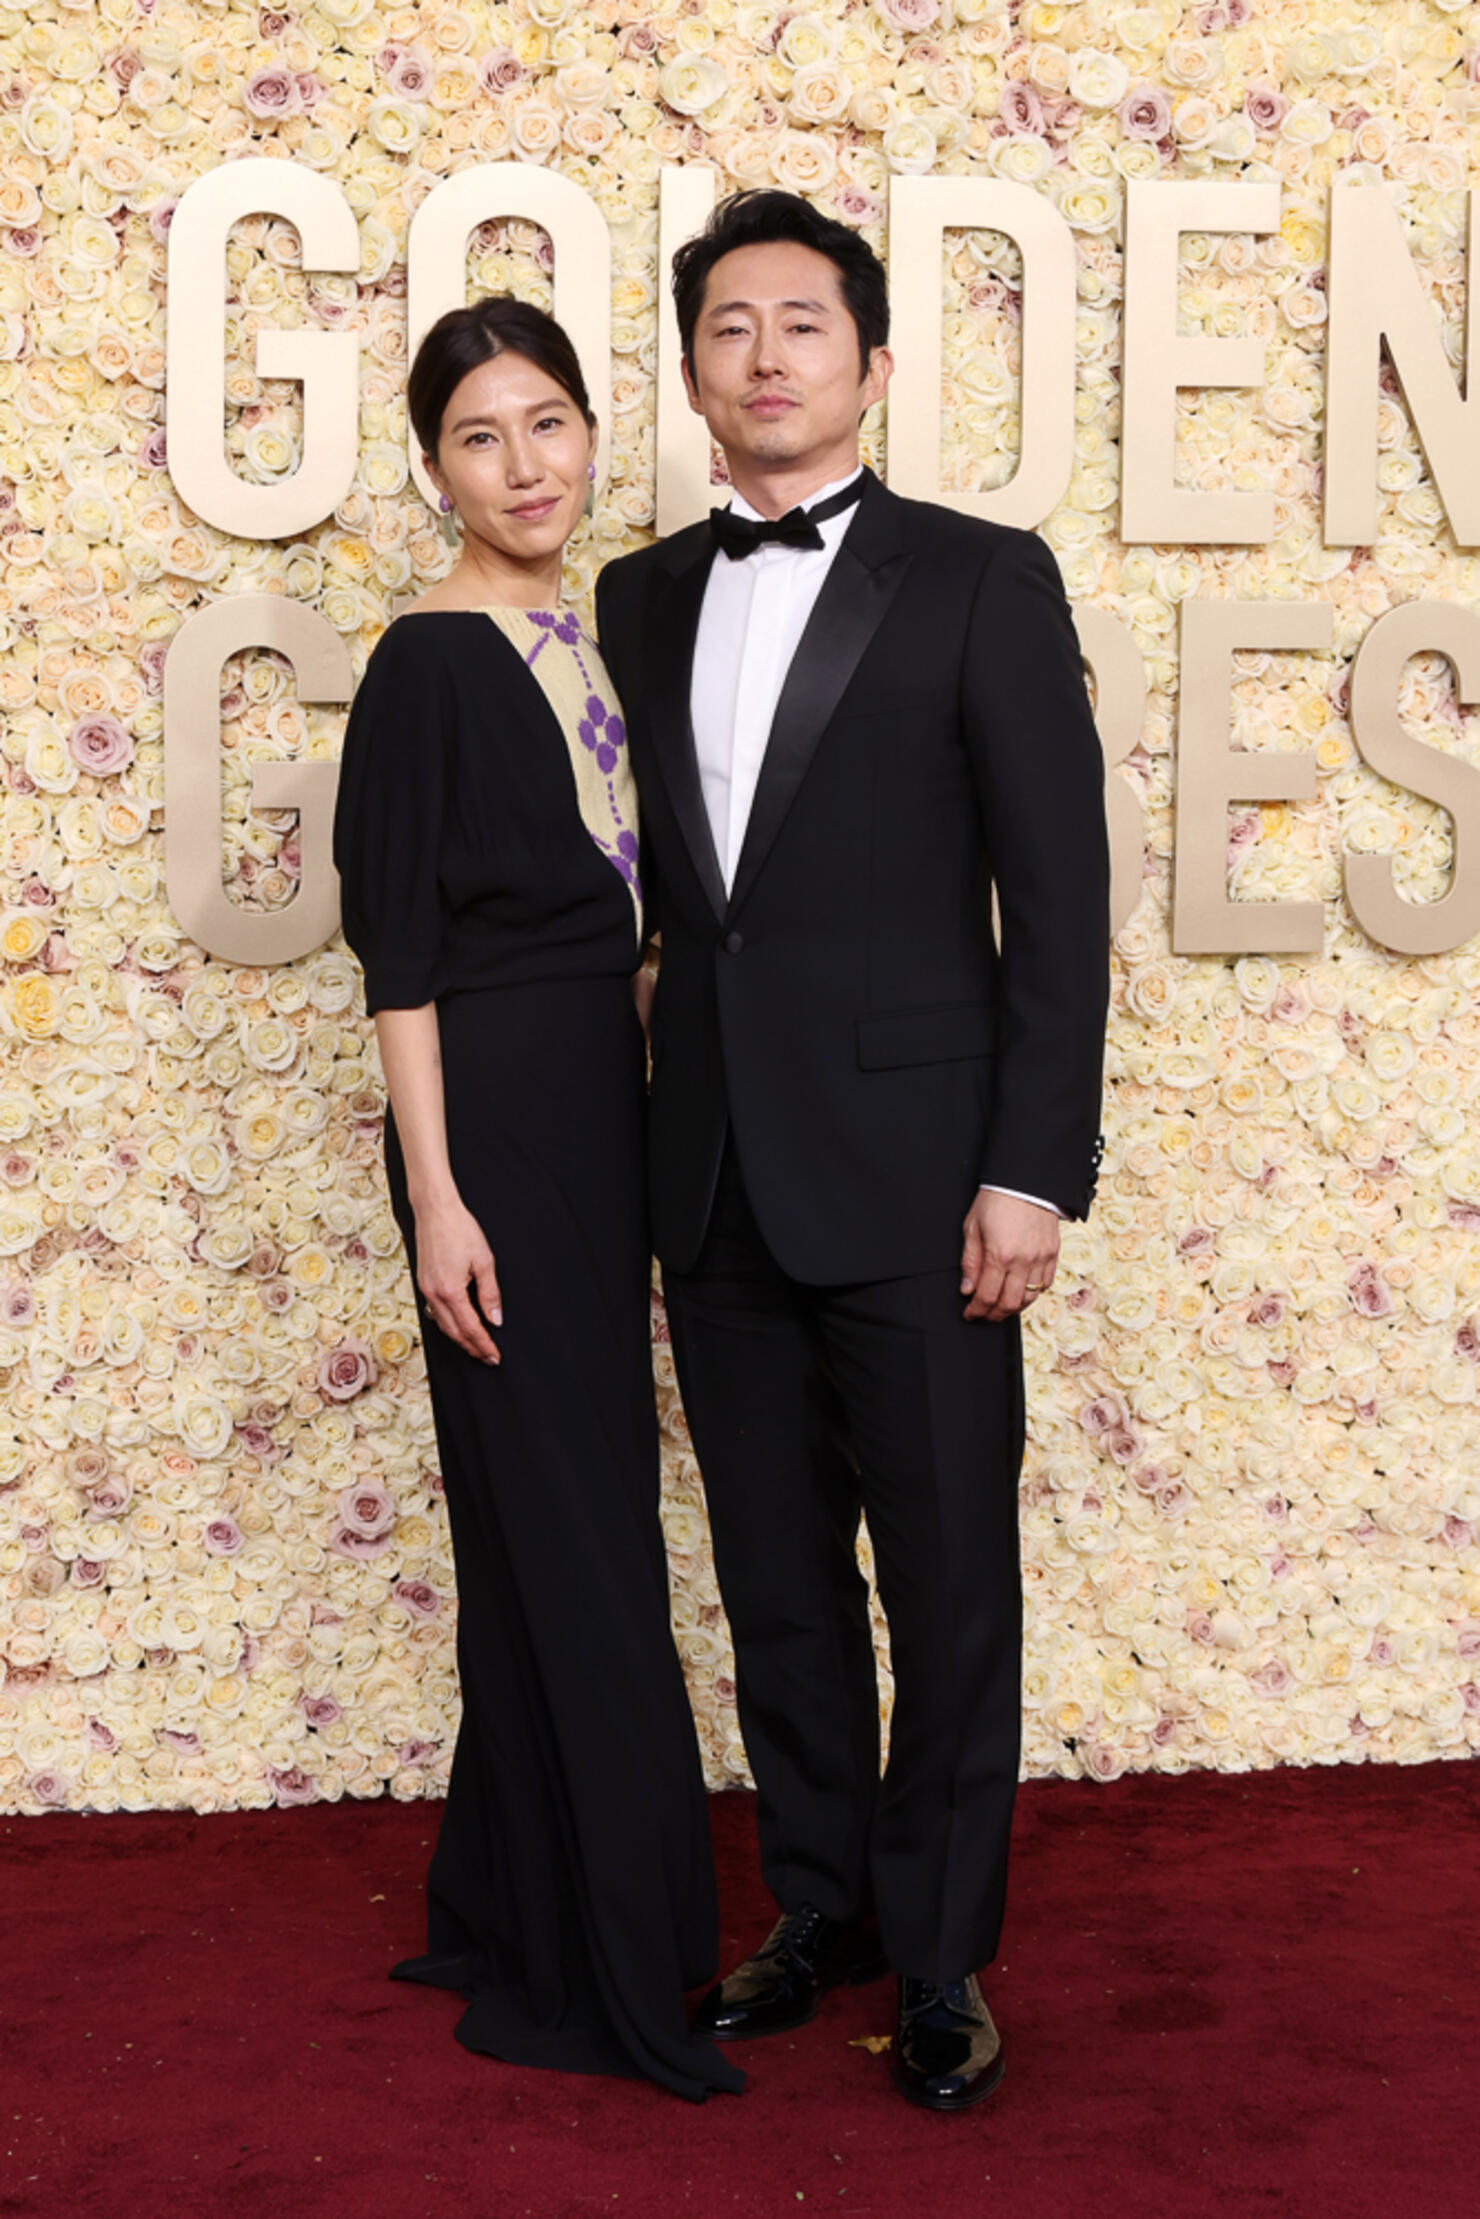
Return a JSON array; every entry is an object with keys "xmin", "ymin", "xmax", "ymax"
[{"xmin": 596, "ymin": 191, "xmax": 1109, "ymax": 2112}]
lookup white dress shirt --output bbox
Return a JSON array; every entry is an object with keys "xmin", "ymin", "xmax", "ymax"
[{"xmin": 691, "ymin": 469, "xmax": 1060, "ymax": 1222}]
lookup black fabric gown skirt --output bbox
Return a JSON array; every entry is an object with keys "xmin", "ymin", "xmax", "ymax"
[{"xmin": 383, "ymin": 977, "xmax": 741, "ymax": 2102}]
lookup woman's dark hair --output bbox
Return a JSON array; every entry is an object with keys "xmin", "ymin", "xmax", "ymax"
[
  {"xmin": 407, "ymin": 294, "xmax": 595, "ymax": 458},
  {"xmin": 672, "ymin": 190, "xmax": 889, "ymax": 381}
]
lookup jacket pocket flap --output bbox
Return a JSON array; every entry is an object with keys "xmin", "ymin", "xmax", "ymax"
[{"xmin": 856, "ymin": 1003, "xmax": 994, "ymax": 1071}]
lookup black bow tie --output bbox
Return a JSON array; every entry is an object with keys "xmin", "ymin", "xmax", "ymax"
[{"xmin": 710, "ymin": 479, "xmax": 864, "ymax": 561}]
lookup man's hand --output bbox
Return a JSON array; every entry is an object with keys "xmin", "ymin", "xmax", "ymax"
[{"xmin": 960, "ymin": 1191, "xmax": 1060, "ymax": 1323}]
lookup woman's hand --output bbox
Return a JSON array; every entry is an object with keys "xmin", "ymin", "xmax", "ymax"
[{"xmin": 414, "ymin": 1194, "xmax": 503, "ymax": 1363}]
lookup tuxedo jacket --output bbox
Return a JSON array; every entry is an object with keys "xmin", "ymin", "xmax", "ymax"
[{"xmin": 595, "ymin": 468, "xmax": 1110, "ymax": 1285}]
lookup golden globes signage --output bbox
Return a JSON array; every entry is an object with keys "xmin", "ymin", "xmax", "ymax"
[{"xmin": 160, "ymin": 163, "xmax": 1480, "ymax": 971}]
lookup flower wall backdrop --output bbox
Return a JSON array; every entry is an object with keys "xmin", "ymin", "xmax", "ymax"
[{"xmin": 2, "ymin": 0, "xmax": 1479, "ymax": 1814}]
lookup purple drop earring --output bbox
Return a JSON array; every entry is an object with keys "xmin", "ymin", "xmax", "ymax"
[{"xmin": 438, "ymin": 491, "xmax": 458, "ymax": 548}]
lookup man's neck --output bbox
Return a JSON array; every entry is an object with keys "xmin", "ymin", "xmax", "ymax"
[{"xmin": 723, "ymin": 448, "xmax": 863, "ymax": 521}]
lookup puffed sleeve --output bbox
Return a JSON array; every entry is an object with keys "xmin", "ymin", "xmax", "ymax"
[{"xmin": 332, "ymin": 619, "xmax": 452, "ymax": 1016}]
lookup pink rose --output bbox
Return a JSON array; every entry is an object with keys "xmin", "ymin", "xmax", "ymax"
[
  {"xmin": 395, "ymin": 1580, "xmax": 440, "ymax": 1619},
  {"xmin": 1103, "ymin": 1424, "xmax": 1143, "ymax": 1466},
  {"xmin": 244, "ymin": 65, "xmax": 300, "ymax": 120},
  {"xmin": 384, "ymin": 45, "xmax": 432, "ymax": 99},
  {"xmin": 87, "ymin": 1474, "xmax": 131, "ymax": 1516},
  {"xmin": 301, "ymin": 1695, "xmax": 341, "ymax": 1727},
  {"xmin": 1245, "ymin": 85, "xmax": 1289, "ymax": 134},
  {"xmin": 336, "ymin": 1478, "xmax": 395, "ymax": 1539},
  {"xmin": 329, "ymin": 1525, "xmax": 392, "ymax": 1562},
  {"xmin": 834, "ymin": 185, "xmax": 883, "ymax": 224},
  {"xmin": 68, "ymin": 715, "xmax": 134, "ymax": 774},
  {"xmin": 71, "ymin": 1560, "xmax": 106, "ymax": 1589},
  {"xmin": 86, "ymin": 1718, "xmax": 118, "ymax": 1751},
  {"xmin": 1079, "ymin": 1394, "xmax": 1125, "ymax": 1437},
  {"xmin": 1249, "ymin": 1657, "xmax": 1293, "ymax": 1697},
  {"xmin": 5, "ymin": 229, "xmax": 40, "ymax": 257},
  {"xmin": 1, "ymin": 1281, "xmax": 35, "ymax": 1326},
  {"xmin": 1444, "ymin": 1516, "xmax": 1475, "ymax": 1550},
  {"xmin": 148, "ymin": 198, "xmax": 177, "ymax": 245},
  {"xmin": 479, "ymin": 47, "xmax": 525, "ymax": 92},
  {"xmin": 999, "ymin": 83, "xmax": 1045, "ymax": 136},
  {"xmin": 203, "ymin": 1517, "xmax": 243, "ymax": 1556},
  {"xmin": 270, "ymin": 1767, "xmax": 319, "ymax": 1808},
  {"xmin": 30, "ymin": 1771, "xmax": 69, "ymax": 1807},
  {"xmin": 159, "ymin": 1728, "xmax": 200, "ymax": 1753},
  {"xmin": 1455, "ymin": 1626, "xmax": 1480, "ymax": 1659},
  {"xmin": 876, "ymin": 0, "xmax": 941, "ymax": 29},
  {"xmin": 396, "ymin": 1738, "xmax": 437, "ymax": 1766},
  {"xmin": 1348, "ymin": 1263, "xmax": 1394, "ymax": 1319},
  {"xmin": 1462, "ymin": 1683, "xmax": 1480, "ymax": 1716},
  {"xmin": 1248, "ymin": 1293, "xmax": 1285, "ymax": 1328},
  {"xmin": 1118, "ymin": 86, "xmax": 1172, "ymax": 141},
  {"xmin": 318, "ymin": 1340, "xmax": 376, "ymax": 1401},
  {"xmin": 1080, "ymin": 1742, "xmax": 1126, "ymax": 1783}
]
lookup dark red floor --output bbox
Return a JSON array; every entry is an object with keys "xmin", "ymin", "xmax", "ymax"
[{"xmin": 3, "ymin": 1759, "xmax": 1476, "ymax": 2219}]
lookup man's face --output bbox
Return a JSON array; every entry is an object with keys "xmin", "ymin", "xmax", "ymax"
[{"xmin": 683, "ymin": 239, "xmax": 890, "ymax": 475}]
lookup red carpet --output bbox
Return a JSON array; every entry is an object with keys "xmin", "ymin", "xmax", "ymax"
[{"xmin": 3, "ymin": 1760, "xmax": 1475, "ymax": 2219}]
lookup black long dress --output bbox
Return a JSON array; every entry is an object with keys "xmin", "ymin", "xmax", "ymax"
[{"xmin": 331, "ymin": 607, "xmax": 740, "ymax": 2103}]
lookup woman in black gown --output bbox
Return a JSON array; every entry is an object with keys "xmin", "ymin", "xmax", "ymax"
[{"xmin": 331, "ymin": 297, "xmax": 740, "ymax": 2103}]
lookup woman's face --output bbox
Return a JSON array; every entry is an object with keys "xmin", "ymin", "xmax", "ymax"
[{"xmin": 427, "ymin": 349, "xmax": 597, "ymax": 570}]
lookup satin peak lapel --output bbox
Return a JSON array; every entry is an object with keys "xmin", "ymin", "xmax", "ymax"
[
  {"xmin": 646, "ymin": 533, "xmax": 726, "ymax": 923},
  {"xmin": 727, "ymin": 487, "xmax": 911, "ymax": 919}
]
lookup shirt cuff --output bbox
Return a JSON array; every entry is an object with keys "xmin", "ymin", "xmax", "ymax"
[{"xmin": 979, "ymin": 1184, "xmax": 1065, "ymax": 1219}]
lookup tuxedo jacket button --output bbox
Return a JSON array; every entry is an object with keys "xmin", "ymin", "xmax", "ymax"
[{"xmin": 723, "ymin": 930, "xmax": 744, "ymax": 954}]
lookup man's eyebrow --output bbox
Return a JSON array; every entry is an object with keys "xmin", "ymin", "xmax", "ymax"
[{"xmin": 704, "ymin": 297, "xmax": 832, "ymax": 318}]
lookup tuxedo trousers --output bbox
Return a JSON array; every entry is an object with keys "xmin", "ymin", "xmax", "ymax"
[{"xmin": 663, "ymin": 1139, "xmax": 1027, "ymax": 1983}]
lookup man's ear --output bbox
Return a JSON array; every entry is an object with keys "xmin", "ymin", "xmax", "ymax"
[
  {"xmin": 681, "ymin": 356, "xmax": 705, "ymax": 417},
  {"xmin": 862, "ymin": 345, "xmax": 894, "ymax": 415}
]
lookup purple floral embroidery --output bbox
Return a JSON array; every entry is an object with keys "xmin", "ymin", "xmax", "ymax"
[{"xmin": 525, "ymin": 611, "xmax": 643, "ymax": 917}]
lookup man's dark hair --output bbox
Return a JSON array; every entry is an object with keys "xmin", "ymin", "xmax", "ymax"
[
  {"xmin": 672, "ymin": 190, "xmax": 889, "ymax": 381},
  {"xmin": 407, "ymin": 294, "xmax": 595, "ymax": 458}
]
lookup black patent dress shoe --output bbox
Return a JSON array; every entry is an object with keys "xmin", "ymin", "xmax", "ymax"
[
  {"xmin": 893, "ymin": 1974, "xmax": 1004, "ymax": 2111},
  {"xmin": 694, "ymin": 1903, "xmax": 886, "ymax": 2041}
]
